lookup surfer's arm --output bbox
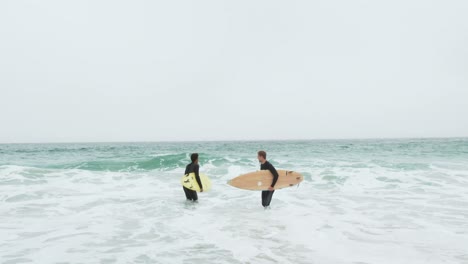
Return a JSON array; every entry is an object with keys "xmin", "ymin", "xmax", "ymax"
[
  {"xmin": 269, "ymin": 164, "xmax": 279, "ymax": 188},
  {"xmin": 194, "ymin": 164, "xmax": 203, "ymax": 191}
]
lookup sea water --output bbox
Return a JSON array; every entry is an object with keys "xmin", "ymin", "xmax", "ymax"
[{"xmin": 1, "ymin": 139, "xmax": 467, "ymax": 264}]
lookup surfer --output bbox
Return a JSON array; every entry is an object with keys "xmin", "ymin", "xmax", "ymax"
[
  {"xmin": 258, "ymin": 151, "xmax": 279, "ymax": 208},
  {"xmin": 183, "ymin": 153, "xmax": 203, "ymax": 201}
]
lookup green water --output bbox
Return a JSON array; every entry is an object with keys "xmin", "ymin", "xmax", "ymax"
[{"xmin": 1, "ymin": 138, "xmax": 467, "ymax": 263}]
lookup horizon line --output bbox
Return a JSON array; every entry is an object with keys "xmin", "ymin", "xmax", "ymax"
[{"xmin": 1, "ymin": 136, "xmax": 467, "ymax": 145}]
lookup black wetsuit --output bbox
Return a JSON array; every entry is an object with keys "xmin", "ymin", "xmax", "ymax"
[
  {"xmin": 183, "ymin": 162, "xmax": 203, "ymax": 201},
  {"xmin": 261, "ymin": 161, "xmax": 279, "ymax": 207}
]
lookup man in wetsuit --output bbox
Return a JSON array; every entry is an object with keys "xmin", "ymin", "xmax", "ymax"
[
  {"xmin": 257, "ymin": 150, "xmax": 279, "ymax": 208},
  {"xmin": 183, "ymin": 153, "xmax": 203, "ymax": 201}
]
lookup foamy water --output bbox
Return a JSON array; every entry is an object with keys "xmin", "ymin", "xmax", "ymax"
[{"xmin": 1, "ymin": 139, "xmax": 467, "ymax": 263}]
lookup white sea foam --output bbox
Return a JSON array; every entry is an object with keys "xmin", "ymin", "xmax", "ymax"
[{"xmin": 1, "ymin": 162, "xmax": 467, "ymax": 264}]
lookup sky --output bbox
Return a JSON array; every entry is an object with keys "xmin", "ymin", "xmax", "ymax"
[{"xmin": 0, "ymin": 0, "xmax": 467, "ymax": 143}]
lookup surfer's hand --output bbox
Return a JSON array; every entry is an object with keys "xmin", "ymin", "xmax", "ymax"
[
  {"xmin": 200, "ymin": 188, "xmax": 204, "ymax": 192},
  {"xmin": 268, "ymin": 186, "xmax": 274, "ymax": 191}
]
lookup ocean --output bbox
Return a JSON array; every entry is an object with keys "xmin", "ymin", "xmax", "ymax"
[{"xmin": 1, "ymin": 139, "xmax": 467, "ymax": 264}]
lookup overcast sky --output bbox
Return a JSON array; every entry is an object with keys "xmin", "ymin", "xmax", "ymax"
[{"xmin": 1, "ymin": 1, "xmax": 467, "ymax": 143}]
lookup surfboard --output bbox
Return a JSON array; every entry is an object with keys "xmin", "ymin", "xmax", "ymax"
[
  {"xmin": 181, "ymin": 173, "xmax": 212, "ymax": 192},
  {"xmin": 228, "ymin": 170, "xmax": 303, "ymax": 191}
]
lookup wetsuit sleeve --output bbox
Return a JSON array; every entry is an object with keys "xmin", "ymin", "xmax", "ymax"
[
  {"xmin": 194, "ymin": 164, "xmax": 203, "ymax": 190},
  {"xmin": 268, "ymin": 163, "xmax": 279, "ymax": 188}
]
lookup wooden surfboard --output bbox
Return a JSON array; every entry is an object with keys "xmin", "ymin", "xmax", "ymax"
[{"xmin": 228, "ymin": 170, "xmax": 303, "ymax": 191}]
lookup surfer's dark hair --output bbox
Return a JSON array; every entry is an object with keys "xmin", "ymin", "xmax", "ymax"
[
  {"xmin": 258, "ymin": 151, "xmax": 267, "ymax": 159},
  {"xmin": 191, "ymin": 153, "xmax": 199, "ymax": 162}
]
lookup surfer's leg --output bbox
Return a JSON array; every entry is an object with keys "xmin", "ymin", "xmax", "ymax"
[
  {"xmin": 183, "ymin": 187, "xmax": 193, "ymax": 200},
  {"xmin": 191, "ymin": 190, "xmax": 198, "ymax": 201},
  {"xmin": 265, "ymin": 190, "xmax": 274, "ymax": 206},
  {"xmin": 261, "ymin": 191, "xmax": 268, "ymax": 207}
]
